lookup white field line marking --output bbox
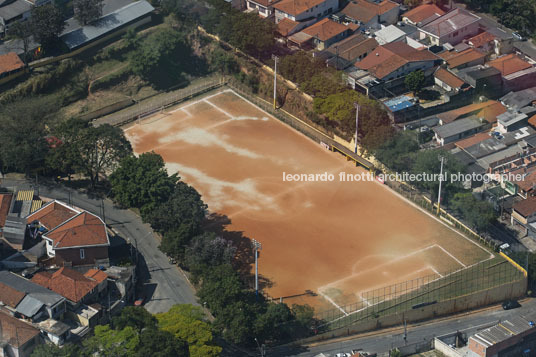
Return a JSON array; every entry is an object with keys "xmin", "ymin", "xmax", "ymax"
[
  {"xmin": 181, "ymin": 108, "xmax": 192, "ymax": 117},
  {"xmin": 318, "ymin": 291, "xmax": 348, "ymax": 316},
  {"xmin": 167, "ymin": 89, "xmax": 234, "ymax": 113},
  {"xmin": 430, "ymin": 266, "xmax": 444, "ymax": 278},
  {"xmin": 436, "ymin": 245, "xmax": 467, "ymax": 268},
  {"xmin": 204, "ymin": 99, "xmax": 235, "ymax": 118},
  {"xmin": 374, "ymin": 180, "xmax": 494, "ymax": 260},
  {"xmin": 360, "ymin": 295, "xmax": 372, "ymax": 306}
]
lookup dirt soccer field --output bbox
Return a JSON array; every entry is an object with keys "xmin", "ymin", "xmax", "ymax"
[{"xmin": 124, "ymin": 89, "xmax": 493, "ymax": 313}]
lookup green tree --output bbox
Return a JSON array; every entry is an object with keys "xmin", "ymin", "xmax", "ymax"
[
  {"xmin": 405, "ymin": 70, "xmax": 426, "ymax": 96},
  {"xmin": 30, "ymin": 4, "xmax": 65, "ymax": 48},
  {"xmin": 209, "ymin": 48, "xmax": 239, "ymax": 75},
  {"xmin": 9, "ymin": 21, "xmax": 32, "ymax": 64},
  {"xmin": 374, "ymin": 132, "xmax": 419, "ymax": 171},
  {"xmin": 46, "ymin": 118, "xmax": 88, "ymax": 179},
  {"xmin": 110, "ymin": 152, "xmax": 178, "ymax": 212},
  {"xmin": 111, "ymin": 306, "xmax": 158, "ymax": 332},
  {"xmin": 0, "ymin": 98, "xmax": 51, "ymax": 174},
  {"xmin": 254, "ymin": 303, "xmax": 294, "ymax": 342},
  {"xmin": 31, "ymin": 343, "xmax": 82, "ymax": 357},
  {"xmin": 197, "ymin": 264, "xmax": 243, "ymax": 314},
  {"xmin": 450, "ymin": 192, "xmax": 496, "ymax": 232},
  {"xmin": 130, "ymin": 29, "xmax": 192, "ymax": 88},
  {"xmin": 184, "ymin": 232, "xmax": 236, "ymax": 277},
  {"xmin": 156, "ymin": 304, "xmax": 222, "ymax": 357},
  {"xmin": 74, "ymin": 0, "xmax": 104, "ymax": 25},
  {"xmin": 137, "ymin": 328, "xmax": 190, "ymax": 357},
  {"xmin": 83, "ymin": 325, "xmax": 140, "ymax": 357}
]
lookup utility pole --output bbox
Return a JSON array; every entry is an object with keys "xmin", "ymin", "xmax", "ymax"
[
  {"xmin": 101, "ymin": 199, "xmax": 106, "ymax": 224},
  {"xmin": 354, "ymin": 102, "xmax": 359, "ymax": 154},
  {"xmin": 254, "ymin": 338, "xmax": 265, "ymax": 357},
  {"xmin": 437, "ymin": 155, "xmax": 446, "ymax": 215},
  {"xmin": 403, "ymin": 318, "xmax": 407, "ymax": 345},
  {"xmin": 272, "ymin": 55, "xmax": 279, "ymax": 110},
  {"xmin": 252, "ymin": 239, "xmax": 262, "ymax": 300}
]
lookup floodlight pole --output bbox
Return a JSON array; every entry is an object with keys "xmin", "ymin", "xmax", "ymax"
[
  {"xmin": 272, "ymin": 55, "xmax": 279, "ymax": 110},
  {"xmin": 252, "ymin": 239, "xmax": 262, "ymax": 300},
  {"xmin": 437, "ymin": 155, "xmax": 446, "ymax": 215},
  {"xmin": 354, "ymin": 102, "xmax": 359, "ymax": 154}
]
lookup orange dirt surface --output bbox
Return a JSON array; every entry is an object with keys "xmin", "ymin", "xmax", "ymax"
[{"xmin": 124, "ymin": 89, "xmax": 492, "ymax": 312}]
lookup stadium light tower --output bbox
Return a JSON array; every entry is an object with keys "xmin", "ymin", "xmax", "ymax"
[
  {"xmin": 272, "ymin": 55, "xmax": 279, "ymax": 110},
  {"xmin": 353, "ymin": 102, "xmax": 359, "ymax": 154},
  {"xmin": 252, "ymin": 239, "xmax": 262, "ymax": 299},
  {"xmin": 437, "ymin": 155, "xmax": 447, "ymax": 215}
]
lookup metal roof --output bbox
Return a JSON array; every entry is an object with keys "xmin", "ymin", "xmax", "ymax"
[
  {"xmin": 501, "ymin": 87, "xmax": 536, "ymax": 111},
  {"xmin": 497, "ymin": 111, "xmax": 528, "ymax": 127},
  {"xmin": 0, "ymin": 271, "xmax": 64, "ymax": 309},
  {"xmin": 0, "ymin": 0, "xmax": 31, "ymax": 21},
  {"xmin": 383, "ymin": 95, "xmax": 415, "ymax": 112},
  {"xmin": 471, "ymin": 316, "xmax": 534, "ymax": 348},
  {"xmin": 15, "ymin": 295, "xmax": 44, "ymax": 318},
  {"xmin": 61, "ymin": 0, "xmax": 154, "ymax": 50},
  {"xmin": 16, "ymin": 190, "xmax": 33, "ymax": 201},
  {"xmin": 374, "ymin": 25, "xmax": 405, "ymax": 45},
  {"xmin": 433, "ymin": 116, "xmax": 484, "ymax": 139}
]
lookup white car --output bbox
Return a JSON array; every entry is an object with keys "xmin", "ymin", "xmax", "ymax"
[{"xmin": 335, "ymin": 353, "xmax": 352, "ymax": 357}]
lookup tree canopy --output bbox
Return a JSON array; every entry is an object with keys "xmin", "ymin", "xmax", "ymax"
[
  {"xmin": 450, "ymin": 192, "xmax": 496, "ymax": 232},
  {"xmin": 30, "ymin": 4, "xmax": 65, "ymax": 48},
  {"xmin": 405, "ymin": 70, "xmax": 425, "ymax": 96},
  {"xmin": 74, "ymin": 0, "xmax": 104, "ymax": 25}
]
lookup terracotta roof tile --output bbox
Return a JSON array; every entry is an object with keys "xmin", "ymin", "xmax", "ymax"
[
  {"xmin": 467, "ymin": 31, "xmax": 496, "ymax": 49},
  {"xmin": 84, "ymin": 269, "xmax": 108, "ymax": 284},
  {"xmin": 0, "ymin": 282, "xmax": 26, "ymax": 308},
  {"xmin": 26, "ymin": 201, "xmax": 79, "ymax": 231},
  {"xmin": 513, "ymin": 196, "xmax": 536, "ymax": 217},
  {"xmin": 488, "ymin": 54, "xmax": 532, "ymax": 76},
  {"xmin": 249, "ymin": 0, "xmax": 281, "ymax": 7},
  {"xmin": 440, "ymin": 48, "xmax": 485, "ymax": 69},
  {"xmin": 420, "ymin": 8, "xmax": 480, "ymax": 37},
  {"xmin": 0, "ymin": 193, "xmax": 12, "ymax": 228},
  {"xmin": 273, "ymin": 0, "xmax": 326, "ymax": 16},
  {"xmin": 435, "ymin": 67, "xmax": 465, "ymax": 89},
  {"xmin": 403, "ymin": 4, "xmax": 445, "ymax": 24},
  {"xmin": 529, "ymin": 114, "xmax": 536, "ymax": 128},
  {"xmin": 32, "ymin": 267, "xmax": 98, "ymax": 303},
  {"xmin": 44, "ymin": 211, "xmax": 109, "ymax": 249},
  {"xmin": 277, "ymin": 17, "xmax": 300, "ymax": 36},
  {"xmin": 437, "ymin": 100, "xmax": 505, "ymax": 124},
  {"xmin": 301, "ymin": 18, "xmax": 349, "ymax": 42},
  {"xmin": 454, "ymin": 132, "xmax": 490, "ymax": 149},
  {"xmin": 0, "ymin": 311, "xmax": 39, "ymax": 348},
  {"xmin": 0, "ymin": 52, "xmax": 24, "ymax": 75},
  {"xmin": 340, "ymin": 0, "xmax": 398, "ymax": 24}
]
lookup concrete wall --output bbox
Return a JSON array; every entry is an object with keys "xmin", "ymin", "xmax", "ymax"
[
  {"xmin": 379, "ymin": 5, "xmax": 399, "ymax": 26},
  {"xmin": 297, "ymin": 278, "xmax": 527, "ymax": 344}
]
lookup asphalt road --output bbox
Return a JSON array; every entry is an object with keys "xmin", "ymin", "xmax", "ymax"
[
  {"xmin": 1, "ymin": 178, "xmax": 198, "ymax": 313},
  {"xmin": 270, "ymin": 298, "xmax": 536, "ymax": 357}
]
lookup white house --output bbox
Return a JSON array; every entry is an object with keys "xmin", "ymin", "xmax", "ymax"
[
  {"xmin": 273, "ymin": 0, "xmax": 339, "ymax": 24},
  {"xmin": 246, "ymin": 0, "xmax": 280, "ymax": 17},
  {"xmin": 418, "ymin": 8, "xmax": 480, "ymax": 46}
]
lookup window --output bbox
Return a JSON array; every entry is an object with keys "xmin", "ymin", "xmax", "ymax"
[
  {"xmin": 452, "ymin": 31, "xmax": 459, "ymax": 37},
  {"xmin": 80, "ymin": 249, "xmax": 85, "ymax": 259}
]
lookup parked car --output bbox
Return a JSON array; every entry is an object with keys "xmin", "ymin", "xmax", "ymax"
[
  {"xmin": 512, "ymin": 32, "xmax": 525, "ymax": 41},
  {"xmin": 134, "ymin": 295, "xmax": 145, "ymax": 306},
  {"xmin": 502, "ymin": 299, "xmax": 520, "ymax": 310},
  {"xmin": 335, "ymin": 353, "xmax": 352, "ymax": 357}
]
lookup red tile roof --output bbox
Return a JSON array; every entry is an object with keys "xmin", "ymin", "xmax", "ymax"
[
  {"xmin": 0, "ymin": 282, "xmax": 26, "ymax": 308},
  {"xmin": 277, "ymin": 17, "xmax": 300, "ymax": 36},
  {"xmin": 513, "ymin": 196, "xmax": 536, "ymax": 217},
  {"xmin": 26, "ymin": 201, "xmax": 79, "ymax": 231},
  {"xmin": 454, "ymin": 132, "xmax": 490, "ymax": 149},
  {"xmin": 45, "ymin": 211, "xmax": 109, "ymax": 249},
  {"xmin": 273, "ymin": 0, "xmax": 326, "ymax": 16},
  {"xmin": 340, "ymin": 0, "xmax": 399, "ymax": 24},
  {"xmin": 528, "ymin": 114, "xmax": 536, "ymax": 128},
  {"xmin": 0, "ymin": 311, "xmax": 39, "ymax": 348},
  {"xmin": 435, "ymin": 67, "xmax": 465, "ymax": 89},
  {"xmin": 248, "ymin": 0, "xmax": 281, "ymax": 7},
  {"xmin": 84, "ymin": 269, "xmax": 108, "ymax": 284},
  {"xmin": 439, "ymin": 48, "xmax": 485, "ymax": 69},
  {"xmin": 402, "ymin": 4, "xmax": 445, "ymax": 24},
  {"xmin": 301, "ymin": 18, "xmax": 349, "ymax": 42},
  {"xmin": 32, "ymin": 267, "xmax": 98, "ymax": 303},
  {"xmin": 356, "ymin": 42, "xmax": 438, "ymax": 79},
  {"xmin": 0, "ymin": 52, "xmax": 24, "ymax": 75},
  {"xmin": 467, "ymin": 31, "xmax": 496, "ymax": 49},
  {"xmin": 437, "ymin": 100, "xmax": 505, "ymax": 124},
  {"xmin": 0, "ymin": 193, "xmax": 12, "ymax": 228},
  {"xmin": 488, "ymin": 54, "xmax": 532, "ymax": 76}
]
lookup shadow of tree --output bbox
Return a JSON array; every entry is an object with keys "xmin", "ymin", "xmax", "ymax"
[{"xmin": 203, "ymin": 212, "xmax": 274, "ymax": 291}]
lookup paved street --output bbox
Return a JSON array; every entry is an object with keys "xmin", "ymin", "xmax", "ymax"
[
  {"xmin": 0, "ymin": 177, "xmax": 198, "ymax": 313},
  {"xmin": 270, "ymin": 298, "xmax": 536, "ymax": 356}
]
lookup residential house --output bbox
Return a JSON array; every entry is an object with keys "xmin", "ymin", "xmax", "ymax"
[
  {"xmin": 466, "ymin": 28, "xmax": 513, "ymax": 57},
  {"xmin": 246, "ymin": 0, "xmax": 280, "ymax": 17},
  {"xmin": 356, "ymin": 41, "xmax": 439, "ymax": 81},
  {"xmin": 273, "ymin": 0, "xmax": 339, "ymax": 24},
  {"xmin": 0, "ymin": 0, "xmax": 51, "ymax": 36},
  {"xmin": 434, "ymin": 67, "xmax": 468, "ymax": 93},
  {"xmin": 489, "ymin": 53, "xmax": 536, "ymax": 93},
  {"xmin": 456, "ymin": 65, "xmax": 502, "ymax": 95},
  {"xmin": 500, "ymin": 86, "xmax": 536, "ymax": 112},
  {"xmin": 35, "ymin": 318, "xmax": 71, "ymax": 346},
  {"xmin": 433, "ymin": 116, "xmax": 489, "ymax": 145},
  {"xmin": 326, "ymin": 33, "xmax": 378, "ymax": 63},
  {"xmin": 276, "ymin": 17, "xmax": 305, "ymax": 36},
  {"xmin": 4, "ymin": 190, "xmax": 41, "ymax": 247},
  {"xmin": 294, "ymin": 18, "xmax": 352, "ymax": 49},
  {"xmin": 485, "ymin": 27, "xmax": 514, "ymax": 56},
  {"xmin": 84, "ymin": 268, "xmax": 108, "ymax": 298},
  {"xmin": 0, "ymin": 271, "xmax": 66, "ymax": 321},
  {"xmin": 436, "ymin": 100, "xmax": 506, "ymax": 125},
  {"xmin": 401, "ymin": 3, "xmax": 445, "ymax": 26},
  {"xmin": 439, "ymin": 48, "xmax": 486, "ymax": 70},
  {"xmin": 418, "ymin": 8, "xmax": 480, "ymax": 46},
  {"xmin": 511, "ymin": 197, "xmax": 536, "ymax": 235},
  {"xmin": 336, "ymin": 0, "xmax": 399, "ymax": 30},
  {"xmin": 374, "ymin": 24, "xmax": 406, "ymax": 45},
  {"xmin": 0, "ymin": 311, "xmax": 41, "ymax": 357},
  {"xmin": 0, "ymin": 52, "xmax": 25, "ymax": 84},
  {"xmin": 383, "ymin": 95, "xmax": 417, "ymax": 122},
  {"xmin": 32, "ymin": 268, "xmax": 100, "ymax": 309}
]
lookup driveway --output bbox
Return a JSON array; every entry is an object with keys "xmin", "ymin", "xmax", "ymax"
[{"xmin": 0, "ymin": 177, "xmax": 198, "ymax": 313}]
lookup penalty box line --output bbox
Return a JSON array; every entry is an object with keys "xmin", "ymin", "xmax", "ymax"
[{"xmin": 318, "ymin": 291, "xmax": 349, "ymax": 317}]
